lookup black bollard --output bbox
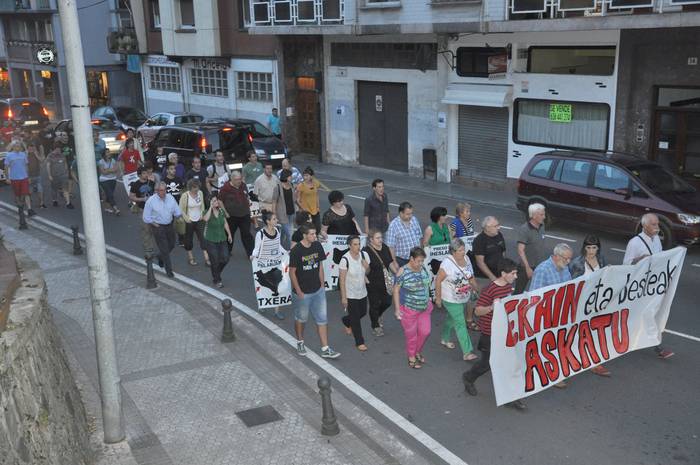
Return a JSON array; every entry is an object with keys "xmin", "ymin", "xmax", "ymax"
[
  {"xmin": 71, "ymin": 225, "xmax": 83, "ymax": 255},
  {"xmin": 18, "ymin": 205, "xmax": 28, "ymax": 230},
  {"xmin": 318, "ymin": 377, "xmax": 340, "ymax": 436},
  {"xmin": 221, "ymin": 299, "xmax": 235, "ymax": 343},
  {"xmin": 145, "ymin": 256, "xmax": 157, "ymax": 289}
]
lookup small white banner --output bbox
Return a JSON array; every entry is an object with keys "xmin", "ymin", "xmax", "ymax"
[
  {"xmin": 423, "ymin": 243, "xmax": 450, "ymax": 296},
  {"xmin": 122, "ymin": 172, "xmax": 139, "ymax": 195},
  {"xmin": 322, "ymin": 234, "xmax": 366, "ymax": 290}
]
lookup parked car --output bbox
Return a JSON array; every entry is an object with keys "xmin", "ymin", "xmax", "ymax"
[
  {"xmin": 136, "ymin": 112, "xmax": 203, "ymax": 145},
  {"xmin": 50, "ymin": 117, "xmax": 127, "ymax": 154},
  {"xmin": 205, "ymin": 117, "xmax": 288, "ymax": 163},
  {"xmin": 517, "ymin": 150, "xmax": 700, "ymax": 248},
  {"xmin": 145, "ymin": 121, "xmax": 289, "ymax": 170},
  {"xmin": 0, "ymin": 98, "xmax": 50, "ymax": 129},
  {"xmin": 91, "ymin": 106, "xmax": 147, "ymax": 131}
]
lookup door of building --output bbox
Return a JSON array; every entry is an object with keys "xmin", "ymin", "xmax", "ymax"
[
  {"xmin": 358, "ymin": 81, "xmax": 408, "ymax": 172},
  {"xmin": 296, "ymin": 76, "xmax": 321, "ymax": 156},
  {"xmin": 651, "ymin": 87, "xmax": 700, "ymax": 184},
  {"xmin": 457, "ymin": 105, "xmax": 508, "ymax": 181}
]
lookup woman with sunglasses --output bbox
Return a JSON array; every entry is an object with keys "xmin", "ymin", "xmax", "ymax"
[{"xmin": 569, "ymin": 234, "xmax": 611, "ymax": 377}]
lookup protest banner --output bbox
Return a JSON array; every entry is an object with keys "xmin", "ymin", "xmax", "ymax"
[
  {"xmin": 423, "ymin": 243, "xmax": 450, "ymax": 296},
  {"xmin": 122, "ymin": 172, "xmax": 139, "ymax": 195},
  {"xmin": 459, "ymin": 234, "xmax": 478, "ymax": 253},
  {"xmin": 246, "ymin": 184, "xmax": 261, "ymax": 218},
  {"xmin": 490, "ymin": 247, "xmax": 686, "ymax": 406},
  {"xmin": 252, "ymin": 252, "xmax": 292, "ymax": 310},
  {"xmin": 322, "ymin": 234, "xmax": 366, "ymax": 289}
]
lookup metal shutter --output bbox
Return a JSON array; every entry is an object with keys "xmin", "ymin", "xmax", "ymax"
[{"xmin": 458, "ymin": 105, "xmax": 509, "ymax": 181}]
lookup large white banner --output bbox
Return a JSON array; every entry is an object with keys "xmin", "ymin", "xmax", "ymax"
[
  {"xmin": 252, "ymin": 252, "xmax": 292, "ymax": 309},
  {"xmin": 490, "ymin": 247, "xmax": 686, "ymax": 406},
  {"xmin": 322, "ymin": 234, "xmax": 366, "ymax": 290}
]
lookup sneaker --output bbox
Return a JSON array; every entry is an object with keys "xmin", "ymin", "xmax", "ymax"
[
  {"xmin": 296, "ymin": 341, "xmax": 307, "ymax": 357},
  {"xmin": 52, "ymin": 201, "xmax": 58, "ymax": 207},
  {"xmin": 657, "ymin": 349, "xmax": 674, "ymax": 359},
  {"xmin": 66, "ymin": 203, "xmax": 75, "ymax": 210},
  {"xmin": 216, "ymin": 281, "xmax": 224, "ymax": 288},
  {"xmin": 378, "ymin": 316, "xmax": 384, "ymax": 328},
  {"xmin": 372, "ymin": 327, "xmax": 384, "ymax": 337},
  {"xmin": 40, "ymin": 204, "xmax": 47, "ymax": 209},
  {"xmin": 506, "ymin": 400, "xmax": 527, "ymax": 411},
  {"xmin": 27, "ymin": 209, "xmax": 36, "ymax": 217},
  {"xmin": 321, "ymin": 347, "xmax": 340, "ymax": 359}
]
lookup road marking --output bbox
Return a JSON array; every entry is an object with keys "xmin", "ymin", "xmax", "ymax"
[
  {"xmin": 347, "ymin": 194, "xmax": 366, "ymax": 201},
  {"xmin": 692, "ymin": 264, "xmax": 700, "ymax": 269},
  {"xmin": 544, "ymin": 234, "xmax": 577, "ymax": 243},
  {"xmin": 611, "ymin": 248, "xmax": 626, "ymax": 254},
  {"xmin": 0, "ymin": 201, "xmax": 469, "ymax": 465},
  {"xmin": 316, "ymin": 178, "xmax": 332, "ymax": 192},
  {"xmin": 664, "ymin": 329, "xmax": 700, "ymax": 343},
  {"xmin": 500, "ymin": 225, "xmax": 514, "ymax": 230}
]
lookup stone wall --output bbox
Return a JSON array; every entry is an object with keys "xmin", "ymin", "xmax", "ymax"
[{"xmin": 0, "ymin": 249, "xmax": 90, "ymax": 465}]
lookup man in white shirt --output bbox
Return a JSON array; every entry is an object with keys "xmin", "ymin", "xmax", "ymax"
[
  {"xmin": 253, "ymin": 161, "xmax": 279, "ymax": 213},
  {"xmin": 622, "ymin": 213, "xmax": 674, "ymax": 359},
  {"xmin": 143, "ymin": 182, "xmax": 183, "ymax": 277}
]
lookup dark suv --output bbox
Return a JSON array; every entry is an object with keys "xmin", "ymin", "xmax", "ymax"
[
  {"xmin": 517, "ymin": 150, "xmax": 700, "ymax": 247},
  {"xmin": 0, "ymin": 98, "xmax": 50, "ymax": 129},
  {"xmin": 145, "ymin": 121, "xmax": 288, "ymax": 170},
  {"xmin": 205, "ymin": 117, "xmax": 288, "ymax": 163}
]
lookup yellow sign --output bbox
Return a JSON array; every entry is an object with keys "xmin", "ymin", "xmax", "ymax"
[{"xmin": 549, "ymin": 104, "xmax": 572, "ymax": 123}]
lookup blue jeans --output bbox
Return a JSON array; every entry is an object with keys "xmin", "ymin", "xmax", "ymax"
[
  {"xmin": 280, "ymin": 214, "xmax": 295, "ymax": 250},
  {"xmin": 293, "ymin": 287, "xmax": 327, "ymax": 325}
]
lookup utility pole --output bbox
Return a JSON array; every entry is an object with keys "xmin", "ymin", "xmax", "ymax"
[{"xmin": 57, "ymin": 0, "xmax": 124, "ymax": 443}]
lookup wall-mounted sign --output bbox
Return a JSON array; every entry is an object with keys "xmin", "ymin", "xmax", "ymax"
[
  {"xmin": 375, "ymin": 95, "xmax": 383, "ymax": 112},
  {"xmin": 147, "ymin": 55, "xmax": 178, "ymax": 66},
  {"xmin": 190, "ymin": 58, "xmax": 229, "ymax": 70},
  {"xmin": 437, "ymin": 112, "xmax": 447, "ymax": 129},
  {"xmin": 549, "ymin": 103, "xmax": 572, "ymax": 123},
  {"xmin": 36, "ymin": 48, "xmax": 55, "ymax": 65}
]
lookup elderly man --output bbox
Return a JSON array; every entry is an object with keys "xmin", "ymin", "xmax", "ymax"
[
  {"xmin": 385, "ymin": 201, "xmax": 422, "ymax": 267},
  {"xmin": 515, "ymin": 203, "xmax": 548, "ymax": 294},
  {"xmin": 253, "ymin": 161, "xmax": 279, "ymax": 213},
  {"xmin": 472, "ymin": 216, "xmax": 506, "ymax": 281},
  {"xmin": 529, "ymin": 243, "xmax": 574, "ymax": 388},
  {"xmin": 218, "ymin": 170, "xmax": 254, "ymax": 256},
  {"xmin": 143, "ymin": 182, "xmax": 182, "ymax": 278},
  {"xmin": 623, "ymin": 213, "xmax": 674, "ymax": 359}
]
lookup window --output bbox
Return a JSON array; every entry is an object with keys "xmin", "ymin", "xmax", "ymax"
[
  {"xmin": 190, "ymin": 69, "xmax": 229, "ymax": 97},
  {"xmin": 237, "ymin": 0, "xmax": 251, "ymax": 28},
  {"xmin": 174, "ymin": 115, "xmax": 203, "ymax": 124},
  {"xmin": 514, "ymin": 99, "xmax": 610, "ymax": 151},
  {"xmin": 149, "ymin": 66, "xmax": 181, "ymax": 92},
  {"xmin": 528, "ymin": 47, "xmax": 616, "ymax": 76},
  {"xmin": 529, "ymin": 159, "xmax": 554, "ymax": 178},
  {"xmin": 554, "ymin": 160, "xmax": 592, "ymax": 187},
  {"xmin": 593, "ymin": 164, "xmax": 630, "ymax": 192},
  {"xmin": 179, "ymin": 0, "xmax": 195, "ymax": 28},
  {"xmin": 150, "ymin": 0, "xmax": 161, "ymax": 28},
  {"xmin": 236, "ymin": 72, "xmax": 273, "ymax": 101},
  {"xmin": 456, "ymin": 47, "xmax": 508, "ymax": 77}
]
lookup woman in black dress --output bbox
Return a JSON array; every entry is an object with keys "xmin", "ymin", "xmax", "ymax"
[{"xmin": 321, "ymin": 190, "xmax": 362, "ymax": 238}]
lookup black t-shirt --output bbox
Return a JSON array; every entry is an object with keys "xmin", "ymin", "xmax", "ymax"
[
  {"xmin": 150, "ymin": 151, "xmax": 168, "ymax": 173},
  {"xmin": 289, "ymin": 241, "xmax": 325, "ymax": 294},
  {"xmin": 472, "ymin": 231, "xmax": 506, "ymax": 277},
  {"xmin": 363, "ymin": 244, "xmax": 393, "ymax": 293},
  {"xmin": 164, "ymin": 175, "xmax": 185, "ymax": 201},
  {"xmin": 129, "ymin": 179, "xmax": 155, "ymax": 209},
  {"xmin": 185, "ymin": 167, "xmax": 208, "ymax": 188},
  {"xmin": 282, "ymin": 185, "xmax": 295, "ymax": 215},
  {"xmin": 322, "ymin": 205, "xmax": 358, "ymax": 235}
]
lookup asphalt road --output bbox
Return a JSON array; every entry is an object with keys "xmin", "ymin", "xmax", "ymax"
[{"xmin": 2, "ymin": 170, "xmax": 698, "ymax": 465}]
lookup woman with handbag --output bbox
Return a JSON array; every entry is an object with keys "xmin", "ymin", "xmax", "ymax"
[
  {"xmin": 363, "ymin": 229, "xmax": 398, "ymax": 337},
  {"xmin": 179, "ymin": 178, "xmax": 210, "ymax": 266},
  {"xmin": 339, "ymin": 235, "xmax": 371, "ymax": 351},
  {"xmin": 435, "ymin": 239, "xmax": 479, "ymax": 362}
]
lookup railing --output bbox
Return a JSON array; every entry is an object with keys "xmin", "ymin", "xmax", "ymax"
[
  {"xmin": 506, "ymin": 0, "xmax": 693, "ymax": 20},
  {"xmin": 251, "ymin": 0, "xmax": 345, "ymax": 26},
  {"xmin": 0, "ymin": 238, "xmax": 20, "ymax": 334},
  {"xmin": 0, "ymin": 0, "xmax": 52, "ymax": 10}
]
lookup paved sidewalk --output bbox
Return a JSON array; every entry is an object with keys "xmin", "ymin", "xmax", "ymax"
[
  {"xmin": 292, "ymin": 154, "xmax": 517, "ymax": 211},
  {"xmin": 0, "ymin": 215, "xmax": 436, "ymax": 465}
]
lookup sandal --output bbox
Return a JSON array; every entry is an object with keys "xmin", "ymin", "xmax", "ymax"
[
  {"xmin": 408, "ymin": 359, "xmax": 422, "ymax": 369},
  {"xmin": 188, "ymin": 258, "xmax": 197, "ymax": 266},
  {"xmin": 416, "ymin": 353, "xmax": 426, "ymax": 364},
  {"xmin": 463, "ymin": 353, "xmax": 479, "ymax": 362},
  {"xmin": 467, "ymin": 321, "xmax": 479, "ymax": 331},
  {"xmin": 440, "ymin": 340, "xmax": 456, "ymax": 350},
  {"xmin": 356, "ymin": 344, "xmax": 368, "ymax": 352}
]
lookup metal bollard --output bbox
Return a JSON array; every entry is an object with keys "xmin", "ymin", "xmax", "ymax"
[
  {"xmin": 145, "ymin": 255, "xmax": 157, "ymax": 289},
  {"xmin": 18, "ymin": 205, "xmax": 28, "ymax": 230},
  {"xmin": 318, "ymin": 376, "xmax": 340, "ymax": 436},
  {"xmin": 221, "ymin": 299, "xmax": 235, "ymax": 343},
  {"xmin": 71, "ymin": 225, "xmax": 83, "ymax": 255}
]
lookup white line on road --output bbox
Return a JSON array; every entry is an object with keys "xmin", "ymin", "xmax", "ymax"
[
  {"xmin": 611, "ymin": 248, "xmax": 626, "ymax": 253},
  {"xmin": 664, "ymin": 329, "xmax": 700, "ymax": 343},
  {"xmin": 500, "ymin": 225, "xmax": 514, "ymax": 230},
  {"xmin": 347, "ymin": 194, "xmax": 366, "ymax": 201},
  {"xmin": 544, "ymin": 234, "xmax": 577, "ymax": 243},
  {"xmin": 692, "ymin": 264, "xmax": 700, "ymax": 268},
  {"xmin": 0, "ymin": 202, "xmax": 469, "ymax": 465}
]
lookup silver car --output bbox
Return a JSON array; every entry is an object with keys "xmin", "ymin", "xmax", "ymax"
[
  {"xmin": 136, "ymin": 112, "xmax": 204, "ymax": 145},
  {"xmin": 52, "ymin": 117, "xmax": 126, "ymax": 154}
]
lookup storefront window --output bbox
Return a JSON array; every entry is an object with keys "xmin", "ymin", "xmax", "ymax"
[
  {"xmin": 528, "ymin": 46, "xmax": 616, "ymax": 76},
  {"xmin": 514, "ymin": 99, "xmax": 610, "ymax": 151},
  {"xmin": 87, "ymin": 71, "xmax": 109, "ymax": 108},
  {"xmin": 40, "ymin": 70, "xmax": 55, "ymax": 102},
  {"xmin": 0, "ymin": 67, "xmax": 10, "ymax": 97}
]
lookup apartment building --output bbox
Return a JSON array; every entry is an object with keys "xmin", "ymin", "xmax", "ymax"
[
  {"xmin": 133, "ymin": 0, "xmax": 280, "ymax": 127},
  {"xmin": 0, "ymin": 0, "xmax": 142, "ymax": 119}
]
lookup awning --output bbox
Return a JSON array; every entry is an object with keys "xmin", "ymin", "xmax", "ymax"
[{"xmin": 441, "ymin": 83, "xmax": 512, "ymax": 107}]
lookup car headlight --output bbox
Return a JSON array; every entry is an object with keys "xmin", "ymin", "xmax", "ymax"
[{"xmin": 678, "ymin": 213, "xmax": 700, "ymax": 225}]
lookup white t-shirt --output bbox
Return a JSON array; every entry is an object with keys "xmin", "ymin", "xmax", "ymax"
[
  {"xmin": 339, "ymin": 251, "xmax": 370, "ymax": 300},
  {"xmin": 253, "ymin": 228, "xmax": 282, "ymax": 260},
  {"xmin": 186, "ymin": 192, "xmax": 203, "ymax": 222},
  {"xmin": 97, "ymin": 158, "xmax": 117, "ymax": 182},
  {"xmin": 623, "ymin": 232, "xmax": 662, "ymax": 265},
  {"xmin": 439, "ymin": 256, "xmax": 474, "ymax": 304}
]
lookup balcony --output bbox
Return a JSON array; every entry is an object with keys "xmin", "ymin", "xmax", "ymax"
[
  {"xmin": 0, "ymin": 0, "xmax": 52, "ymax": 11},
  {"xmin": 251, "ymin": 0, "xmax": 345, "ymax": 26}
]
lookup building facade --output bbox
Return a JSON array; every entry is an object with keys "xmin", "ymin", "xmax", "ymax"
[{"xmin": 0, "ymin": 0, "xmax": 142, "ymax": 119}]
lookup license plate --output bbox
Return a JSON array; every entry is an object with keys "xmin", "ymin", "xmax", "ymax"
[
  {"xmin": 24, "ymin": 120, "xmax": 38, "ymax": 125},
  {"xmin": 270, "ymin": 154, "xmax": 285, "ymax": 160},
  {"xmin": 227, "ymin": 163, "xmax": 243, "ymax": 170},
  {"xmin": 103, "ymin": 137, "xmax": 115, "ymax": 142}
]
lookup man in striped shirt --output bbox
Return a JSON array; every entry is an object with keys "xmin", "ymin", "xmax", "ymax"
[{"xmin": 462, "ymin": 258, "xmax": 526, "ymax": 411}]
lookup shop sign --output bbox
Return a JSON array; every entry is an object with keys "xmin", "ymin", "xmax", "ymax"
[
  {"xmin": 190, "ymin": 58, "xmax": 229, "ymax": 70},
  {"xmin": 36, "ymin": 48, "xmax": 55, "ymax": 65},
  {"xmin": 549, "ymin": 103, "xmax": 572, "ymax": 123},
  {"xmin": 147, "ymin": 55, "xmax": 178, "ymax": 66}
]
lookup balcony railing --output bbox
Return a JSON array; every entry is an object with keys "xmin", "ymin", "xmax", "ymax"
[
  {"xmin": 251, "ymin": 0, "xmax": 344, "ymax": 26},
  {"xmin": 0, "ymin": 0, "xmax": 51, "ymax": 11},
  {"xmin": 507, "ymin": 0, "xmax": 695, "ymax": 20}
]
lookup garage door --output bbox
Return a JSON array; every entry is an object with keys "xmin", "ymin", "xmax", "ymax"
[{"xmin": 458, "ymin": 105, "xmax": 508, "ymax": 181}]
